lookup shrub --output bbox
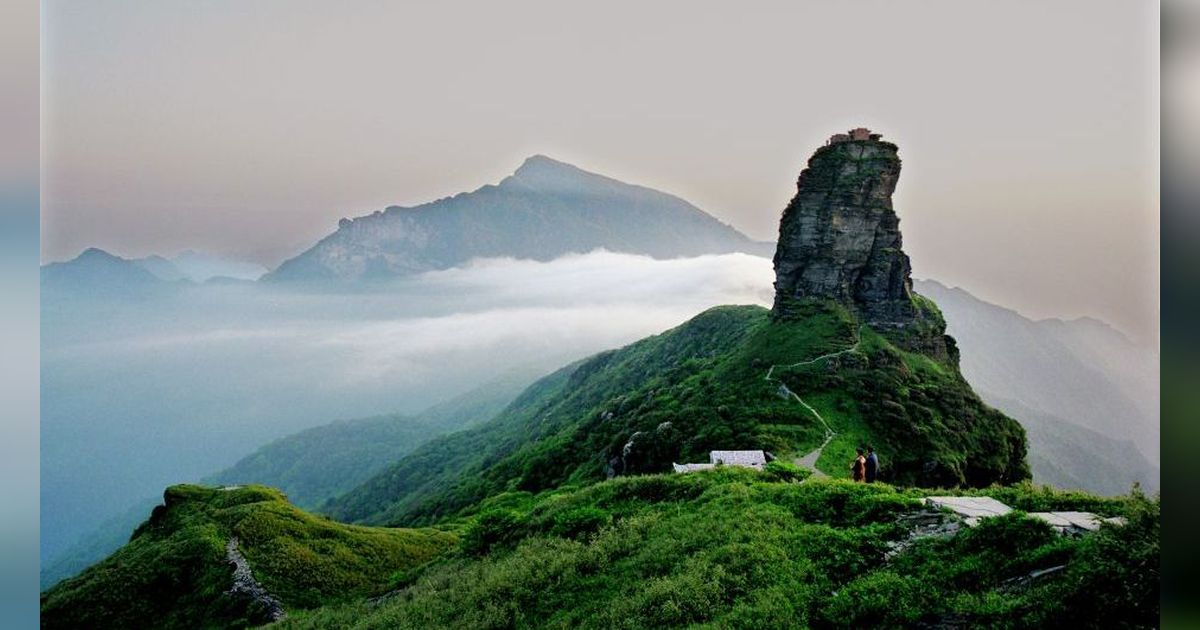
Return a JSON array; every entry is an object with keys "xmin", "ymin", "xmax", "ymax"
[
  {"xmin": 820, "ymin": 571, "xmax": 934, "ymax": 627},
  {"xmin": 550, "ymin": 506, "xmax": 611, "ymax": 540},
  {"xmin": 763, "ymin": 460, "xmax": 811, "ymax": 483},
  {"xmin": 462, "ymin": 509, "xmax": 528, "ymax": 555}
]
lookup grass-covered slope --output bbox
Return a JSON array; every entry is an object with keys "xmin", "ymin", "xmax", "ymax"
[
  {"xmin": 326, "ymin": 300, "xmax": 1028, "ymax": 527},
  {"xmin": 40, "ymin": 485, "xmax": 456, "ymax": 630},
  {"xmin": 207, "ymin": 372, "xmax": 533, "ymax": 510},
  {"xmin": 42, "ymin": 374, "xmax": 531, "ymax": 593},
  {"xmin": 283, "ymin": 472, "xmax": 1158, "ymax": 629}
]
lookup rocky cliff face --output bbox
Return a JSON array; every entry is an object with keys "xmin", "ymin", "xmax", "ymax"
[{"xmin": 772, "ymin": 135, "xmax": 950, "ymax": 358}]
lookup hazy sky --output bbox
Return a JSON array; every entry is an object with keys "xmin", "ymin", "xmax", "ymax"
[{"xmin": 41, "ymin": 0, "xmax": 1158, "ymax": 339}]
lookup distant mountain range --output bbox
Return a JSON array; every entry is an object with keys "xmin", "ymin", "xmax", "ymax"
[
  {"xmin": 41, "ymin": 248, "xmax": 266, "ymax": 294},
  {"xmin": 46, "ymin": 155, "xmax": 769, "ymax": 287},
  {"xmin": 154, "ymin": 250, "xmax": 267, "ymax": 282},
  {"xmin": 263, "ymin": 155, "xmax": 773, "ymax": 282},
  {"xmin": 914, "ymin": 279, "xmax": 1159, "ymax": 493},
  {"xmin": 40, "ymin": 248, "xmax": 168, "ymax": 295}
]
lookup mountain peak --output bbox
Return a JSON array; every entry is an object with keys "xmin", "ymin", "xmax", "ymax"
[
  {"xmin": 503, "ymin": 154, "xmax": 607, "ymax": 192},
  {"xmin": 74, "ymin": 247, "xmax": 123, "ymax": 263},
  {"xmin": 514, "ymin": 153, "xmax": 577, "ymax": 174},
  {"xmin": 265, "ymin": 153, "xmax": 763, "ymax": 282}
]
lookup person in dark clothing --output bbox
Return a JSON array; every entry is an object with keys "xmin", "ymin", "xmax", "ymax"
[
  {"xmin": 865, "ymin": 445, "xmax": 879, "ymax": 483},
  {"xmin": 851, "ymin": 448, "xmax": 866, "ymax": 482}
]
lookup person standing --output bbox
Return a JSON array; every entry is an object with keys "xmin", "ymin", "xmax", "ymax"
[
  {"xmin": 865, "ymin": 446, "xmax": 879, "ymax": 483},
  {"xmin": 851, "ymin": 448, "xmax": 866, "ymax": 482}
]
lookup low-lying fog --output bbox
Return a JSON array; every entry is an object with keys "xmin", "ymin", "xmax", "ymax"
[{"xmin": 41, "ymin": 251, "xmax": 774, "ymax": 561}]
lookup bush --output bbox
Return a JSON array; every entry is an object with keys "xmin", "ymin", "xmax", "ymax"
[
  {"xmin": 763, "ymin": 460, "xmax": 811, "ymax": 483},
  {"xmin": 1017, "ymin": 494, "xmax": 1160, "ymax": 628},
  {"xmin": 550, "ymin": 506, "xmax": 611, "ymax": 540},
  {"xmin": 462, "ymin": 509, "xmax": 528, "ymax": 555},
  {"xmin": 277, "ymin": 477, "xmax": 1159, "ymax": 630},
  {"xmin": 820, "ymin": 571, "xmax": 934, "ymax": 627}
]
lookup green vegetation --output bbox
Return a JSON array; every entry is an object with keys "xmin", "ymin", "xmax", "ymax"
[
  {"xmin": 41, "ymin": 373, "xmax": 531, "ymax": 594},
  {"xmin": 207, "ymin": 372, "xmax": 532, "ymax": 510},
  {"xmin": 280, "ymin": 472, "xmax": 1158, "ymax": 629},
  {"xmin": 47, "ymin": 297, "xmax": 1152, "ymax": 628},
  {"xmin": 40, "ymin": 485, "xmax": 456, "ymax": 629},
  {"xmin": 327, "ymin": 301, "xmax": 1027, "ymax": 528}
]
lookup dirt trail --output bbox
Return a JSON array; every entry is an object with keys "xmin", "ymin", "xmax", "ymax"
[{"xmin": 763, "ymin": 330, "xmax": 862, "ymax": 480}]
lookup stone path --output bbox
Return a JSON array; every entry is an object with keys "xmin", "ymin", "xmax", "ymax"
[
  {"xmin": 763, "ymin": 330, "xmax": 863, "ymax": 480},
  {"xmin": 924, "ymin": 496, "xmax": 1012, "ymax": 527},
  {"xmin": 1027, "ymin": 511, "xmax": 1126, "ymax": 533},
  {"xmin": 925, "ymin": 496, "xmax": 1125, "ymax": 534},
  {"xmin": 226, "ymin": 537, "xmax": 286, "ymax": 622},
  {"xmin": 793, "ymin": 422, "xmax": 835, "ymax": 476}
]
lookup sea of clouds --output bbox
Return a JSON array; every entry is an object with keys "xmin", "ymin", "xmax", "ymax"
[{"xmin": 41, "ymin": 251, "xmax": 774, "ymax": 564}]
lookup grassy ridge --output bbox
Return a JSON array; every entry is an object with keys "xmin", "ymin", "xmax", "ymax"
[
  {"xmin": 326, "ymin": 300, "xmax": 1028, "ymax": 528},
  {"xmin": 282, "ymin": 471, "xmax": 1158, "ymax": 629},
  {"xmin": 40, "ymin": 485, "xmax": 456, "ymax": 629}
]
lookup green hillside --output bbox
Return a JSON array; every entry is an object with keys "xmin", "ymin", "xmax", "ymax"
[
  {"xmin": 284, "ymin": 471, "xmax": 1158, "ymax": 629},
  {"xmin": 325, "ymin": 300, "xmax": 1028, "ymax": 527},
  {"xmin": 208, "ymin": 372, "xmax": 534, "ymax": 510},
  {"xmin": 40, "ymin": 485, "xmax": 456, "ymax": 629},
  {"xmin": 40, "ymin": 373, "xmax": 532, "ymax": 593}
]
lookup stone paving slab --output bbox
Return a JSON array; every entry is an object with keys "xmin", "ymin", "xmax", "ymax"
[
  {"xmin": 924, "ymin": 496, "xmax": 1013, "ymax": 521},
  {"xmin": 1028, "ymin": 511, "xmax": 1125, "ymax": 532}
]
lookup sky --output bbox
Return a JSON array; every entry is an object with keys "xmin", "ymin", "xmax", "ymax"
[{"xmin": 40, "ymin": 0, "xmax": 1159, "ymax": 341}]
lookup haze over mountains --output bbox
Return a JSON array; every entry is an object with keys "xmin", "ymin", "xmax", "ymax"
[
  {"xmin": 42, "ymin": 248, "xmax": 266, "ymax": 290},
  {"xmin": 40, "ymin": 152, "xmax": 1158, "ymax": 590},
  {"xmin": 40, "ymin": 249, "xmax": 774, "ymax": 584},
  {"xmin": 915, "ymin": 279, "xmax": 1159, "ymax": 494}
]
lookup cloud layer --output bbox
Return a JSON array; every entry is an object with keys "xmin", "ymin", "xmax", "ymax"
[{"xmin": 41, "ymin": 251, "xmax": 774, "ymax": 561}]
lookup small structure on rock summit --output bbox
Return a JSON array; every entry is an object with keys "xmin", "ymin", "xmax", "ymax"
[
  {"xmin": 827, "ymin": 127, "xmax": 882, "ymax": 144},
  {"xmin": 673, "ymin": 450, "xmax": 767, "ymax": 473}
]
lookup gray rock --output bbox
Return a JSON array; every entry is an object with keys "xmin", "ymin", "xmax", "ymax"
[
  {"xmin": 225, "ymin": 537, "xmax": 286, "ymax": 622},
  {"xmin": 771, "ymin": 135, "xmax": 950, "ymax": 356}
]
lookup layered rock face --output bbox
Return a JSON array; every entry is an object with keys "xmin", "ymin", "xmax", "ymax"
[
  {"xmin": 772, "ymin": 137, "xmax": 914, "ymax": 321},
  {"xmin": 772, "ymin": 134, "xmax": 950, "ymax": 357}
]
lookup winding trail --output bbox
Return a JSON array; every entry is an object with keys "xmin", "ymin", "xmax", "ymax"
[
  {"xmin": 226, "ymin": 537, "xmax": 287, "ymax": 622},
  {"xmin": 763, "ymin": 329, "xmax": 863, "ymax": 480}
]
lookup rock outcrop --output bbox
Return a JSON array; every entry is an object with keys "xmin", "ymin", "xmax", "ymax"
[{"xmin": 772, "ymin": 131, "xmax": 950, "ymax": 358}]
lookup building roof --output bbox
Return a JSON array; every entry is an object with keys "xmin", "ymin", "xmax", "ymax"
[{"xmin": 709, "ymin": 450, "xmax": 767, "ymax": 466}]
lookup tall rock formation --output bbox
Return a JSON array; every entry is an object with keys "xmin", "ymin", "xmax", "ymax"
[{"xmin": 772, "ymin": 130, "xmax": 949, "ymax": 357}]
